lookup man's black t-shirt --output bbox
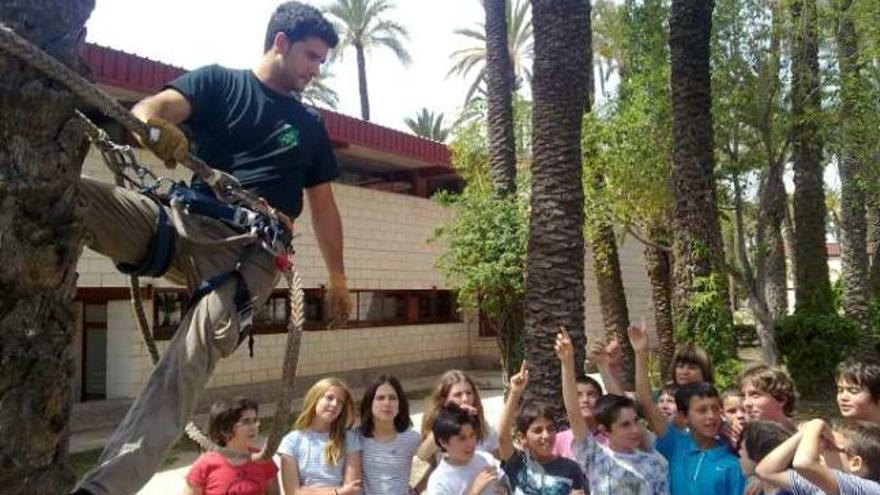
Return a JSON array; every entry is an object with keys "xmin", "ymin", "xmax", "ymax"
[{"xmin": 166, "ymin": 65, "xmax": 339, "ymax": 218}]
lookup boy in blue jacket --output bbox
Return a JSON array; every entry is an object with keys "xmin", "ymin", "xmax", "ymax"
[{"xmin": 629, "ymin": 326, "xmax": 746, "ymax": 495}]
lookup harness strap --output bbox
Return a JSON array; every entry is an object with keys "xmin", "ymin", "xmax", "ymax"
[{"xmin": 116, "ymin": 196, "xmax": 177, "ymax": 277}]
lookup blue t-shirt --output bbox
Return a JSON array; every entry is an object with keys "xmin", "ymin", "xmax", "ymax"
[
  {"xmin": 654, "ymin": 425, "xmax": 745, "ymax": 495},
  {"xmin": 277, "ymin": 428, "xmax": 361, "ymax": 487}
]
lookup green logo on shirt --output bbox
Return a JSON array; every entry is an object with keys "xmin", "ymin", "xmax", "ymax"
[{"xmin": 278, "ymin": 124, "xmax": 300, "ymax": 147}]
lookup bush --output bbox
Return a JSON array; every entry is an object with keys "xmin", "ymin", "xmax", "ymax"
[{"xmin": 775, "ymin": 313, "xmax": 861, "ymax": 398}]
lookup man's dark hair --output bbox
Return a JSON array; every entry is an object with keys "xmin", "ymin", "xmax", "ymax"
[
  {"xmin": 208, "ymin": 397, "xmax": 258, "ymax": 447},
  {"xmin": 836, "ymin": 357, "xmax": 880, "ymax": 403},
  {"xmin": 594, "ymin": 394, "xmax": 638, "ymax": 430},
  {"xmin": 675, "ymin": 382, "xmax": 720, "ymax": 414},
  {"xmin": 359, "ymin": 375, "xmax": 412, "ymax": 437},
  {"xmin": 432, "ymin": 404, "xmax": 479, "ymax": 452},
  {"xmin": 739, "ymin": 420, "xmax": 795, "ymax": 463},
  {"xmin": 264, "ymin": 1, "xmax": 339, "ymax": 52},
  {"xmin": 514, "ymin": 403, "xmax": 557, "ymax": 434}
]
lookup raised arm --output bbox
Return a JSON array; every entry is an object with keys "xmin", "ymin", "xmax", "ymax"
[
  {"xmin": 629, "ymin": 326, "xmax": 668, "ymax": 437},
  {"xmin": 587, "ymin": 340, "xmax": 624, "ymax": 396},
  {"xmin": 792, "ymin": 420, "xmax": 841, "ymax": 495},
  {"xmin": 497, "ymin": 361, "xmax": 528, "ymax": 460},
  {"xmin": 754, "ymin": 430, "xmax": 803, "ymax": 490},
  {"xmin": 556, "ymin": 329, "xmax": 589, "ymax": 441}
]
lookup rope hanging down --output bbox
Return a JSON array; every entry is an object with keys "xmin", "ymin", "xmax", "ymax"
[{"xmin": 0, "ymin": 22, "xmax": 304, "ymax": 463}]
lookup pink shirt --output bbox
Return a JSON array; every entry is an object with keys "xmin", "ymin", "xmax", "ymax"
[{"xmin": 552, "ymin": 428, "xmax": 608, "ymax": 460}]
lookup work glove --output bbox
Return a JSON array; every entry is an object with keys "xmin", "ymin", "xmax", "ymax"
[
  {"xmin": 146, "ymin": 117, "xmax": 188, "ymax": 168},
  {"xmin": 327, "ymin": 273, "xmax": 351, "ymax": 330}
]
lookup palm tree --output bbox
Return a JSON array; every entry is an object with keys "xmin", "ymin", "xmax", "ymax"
[
  {"xmin": 0, "ymin": 2, "xmax": 92, "ymax": 493},
  {"xmin": 668, "ymin": 0, "xmax": 732, "ymax": 338},
  {"xmin": 524, "ymin": 0, "xmax": 590, "ymax": 418},
  {"xmin": 449, "ymin": 0, "xmax": 533, "ymax": 105},
  {"xmin": 790, "ymin": 0, "xmax": 833, "ymax": 314},
  {"xmin": 300, "ymin": 70, "xmax": 340, "ymax": 109},
  {"xmin": 485, "ymin": 0, "xmax": 517, "ymax": 196},
  {"xmin": 325, "ymin": 0, "xmax": 411, "ymax": 121},
  {"xmin": 403, "ymin": 108, "xmax": 450, "ymax": 142}
]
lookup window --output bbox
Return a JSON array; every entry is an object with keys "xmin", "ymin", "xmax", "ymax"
[{"xmin": 153, "ymin": 289, "xmax": 188, "ymax": 339}]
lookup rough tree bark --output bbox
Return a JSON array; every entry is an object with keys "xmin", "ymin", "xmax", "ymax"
[{"xmin": 485, "ymin": 0, "xmax": 517, "ymax": 196}]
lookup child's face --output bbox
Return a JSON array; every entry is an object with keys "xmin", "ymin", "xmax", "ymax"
[
  {"xmin": 741, "ymin": 382, "xmax": 786, "ymax": 422},
  {"xmin": 231, "ymin": 408, "xmax": 260, "ymax": 445},
  {"xmin": 439, "ymin": 423, "xmax": 478, "ymax": 464},
  {"xmin": 657, "ymin": 392, "xmax": 677, "ymax": 421},
  {"xmin": 686, "ymin": 395, "xmax": 723, "ymax": 441},
  {"xmin": 518, "ymin": 416, "xmax": 557, "ymax": 462},
  {"xmin": 675, "ymin": 362, "xmax": 704, "ymax": 386},
  {"xmin": 577, "ymin": 383, "xmax": 601, "ymax": 419},
  {"xmin": 722, "ymin": 395, "xmax": 747, "ymax": 428},
  {"xmin": 837, "ymin": 378, "xmax": 880, "ymax": 421},
  {"xmin": 738, "ymin": 441, "xmax": 754, "ymax": 477},
  {"xmin": 447, "ymin": 382, "xmax": 476, "ymax": 408},
  {"xmin": 604, "ymin": 406, "xmax": 643, "ymax": 454},
  {"xmin": 316, "ymin": 386, "xmax": 346, "ymax": 424},
  {"xmin": 371, "ymin": 382, "xmax": 400, "ymax": 423}
]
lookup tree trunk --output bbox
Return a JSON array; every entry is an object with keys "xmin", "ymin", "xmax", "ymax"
[
  {"xmin": 587, "ymin": 180, "xmax": 634, "ymax": 388},
  {"xmin": 485, "ymin": 0, "xmax": 517, "ymax": 196},
  {"xmin": 355, "ymin": 43, "xmax": 370, "ymax": 121},
  {"xmin": 668, "ymin": 0, "xmax": 730, "ymax": 329},
  {"xmin": 869, "ymin": 199, "xmax": 880, "ymax": 297},
  {"xmin": 645, "ymin": 224, "xmax": 675, "ymax": 382},
  {"xmin": 836, "ymin": 0, "xmax": 873, "ymax": 339},
  {"xmin": 791, "ymin": 0, "xmax": 833, "ymax": 314},
  {"xmin": 0, "ymin": 1, "xmax": 94, "ymax": 493},
  {"xmin": 525, "ymin": 0, "xmax": 590, "ymax": 420}
]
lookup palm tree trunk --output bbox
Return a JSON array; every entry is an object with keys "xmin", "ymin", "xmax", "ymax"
[
  {"xmin": 0, "ymin": 1, "xmax": 93, "ymax": 493},
  {"xmin": 355, "ymin": 43, "xmax": 370, "ymax": 121},
  {"xmin": 525, "ymin": 0, "xmax": 590, "ymax": 419},
  {"xmin": 588, "ymin": 173, "xmax": 634, "ymax": 388},
  {"xmin": 485, "ymin": 0, "xmax": 517, "ymax": 196},
  {"xmin": 645, "ymin": 224, "xmax": 675, "ymax": 382},
  {"xmin": 791, "ymin": 0, "xmax": 833, "ymax": 314},
  {"xmin": 836, "ymin": 0, "xmax": 872, "ymax": 339},
  {"xmin": 668, "ymin": 0, "xmax": 730, "ymax": 328}
]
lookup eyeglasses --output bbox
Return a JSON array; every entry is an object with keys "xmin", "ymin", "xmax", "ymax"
[{"xmin": 236, "ymin": 418, "xmax": 261, "ymax": 427}]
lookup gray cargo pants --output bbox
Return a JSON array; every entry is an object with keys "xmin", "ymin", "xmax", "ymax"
[{"xmin": 74, "ymin": 177, "xmax": 279, "ymax": 495}]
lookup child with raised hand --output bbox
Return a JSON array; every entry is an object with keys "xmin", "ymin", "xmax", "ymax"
[
  {"xmin": 737, "ymin": 421, "xmax": 796, "ymax": 495},
  {"xmin": 628, "ymin": 325, "xmax": 745, "ymax": 495},
  {"xmin": 497, "ymin": 360, "xmax": 586, "ymax": 494},
  {"xmin": 556, "ymin": 328, "xmax": 670, "ymax": 495},
  {"xmin": 755, "ymin": 418, "xmax": 880, "ymax": 495},
  {"xmin": 426, "ymin": 404, "xmax": 509, "ymax": 495},
  {"xmin": 836, "ymin": 357, "xmax": 880, "ymax": 424},
  {"xmin": 552, "ymin": 373, "xmax": 604, "ymax": 460}
]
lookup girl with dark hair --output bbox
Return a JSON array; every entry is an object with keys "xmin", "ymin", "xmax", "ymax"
[
  {"xmin": 356, "ymin": 375, "xmax": 421, "ymax": 495},
  {"xmin": 184, "ymin": 397, "xmax": 279, "ymax": 495}
]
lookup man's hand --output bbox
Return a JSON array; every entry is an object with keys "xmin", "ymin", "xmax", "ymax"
[
  {"xmin": 146, "ymin": 117, "xmax": 188, "ymax": 168},
  {"xmin": 327, "ymin": 273, "xmax": 351, "ymax": 329},
  {"xmin": 627, "ymin": 325, "xmax": 650, "ymax": 353}
]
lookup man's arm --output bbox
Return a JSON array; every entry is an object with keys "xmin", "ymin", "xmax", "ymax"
[
  {"xmin": 754, "ymin": 430, "xmax": 803, "ymax": 490},
  {"xmin": 131, "ymin": 89, "xmax": 192, "ymax": 124},
  {"xmin": 306, "ymin": 183, "xmax": 345, "ymax": 277},
  {"xmin": 131, "ymin": 89, "xmax": 192, "ymax": 167},
  {"xmin": 792, "ymin": 420, "xmax": 841, "ymax": 495},
  {"xmin": 497, "ymin": 362, "xmax": 528, "ymax": 461},
  {"xmin": 629, "ymin": 326, "xmax": 667, "ymax": 437}
]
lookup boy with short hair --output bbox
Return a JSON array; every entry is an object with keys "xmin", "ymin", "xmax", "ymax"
[
  {"xmin": 756, "ymin": 418, "xmax": 880, "ymax": 495},
  {"xmin": 739, "ymin": 365, "xmax": 797, "ymax": 427},
  {"xmin": 497, "ymin": 361, "xmax": 586, "ymax": 494},
  {"xmin": 557, "ymin": 329, "xmax": 670, "ymax": 495},
  {"xmin": 836, "ymin": 357, "xmax": 880, "ymax": 424},
  {"xmin": 427, "ymin": 404, "xmax": 509, "ymax": 495},
  {"xmin": 629, "ymin": 326, "xmax": 746, "ymax": 495}
]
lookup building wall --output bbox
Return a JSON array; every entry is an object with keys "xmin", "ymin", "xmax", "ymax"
[{"xmin": 78, "ymin": 146, "xmax": 657, "ymax": 401}]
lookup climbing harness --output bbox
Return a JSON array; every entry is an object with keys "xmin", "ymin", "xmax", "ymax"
[{"xmin": 1, "ymin": 21, "xmax": 305, "ymax": 462}]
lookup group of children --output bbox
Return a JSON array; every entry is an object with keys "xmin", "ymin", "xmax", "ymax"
[{"xmin": 181, "ymin": 327, "xmax": 880, "ymax": 495}]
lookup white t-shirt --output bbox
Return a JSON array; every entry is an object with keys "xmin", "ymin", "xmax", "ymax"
[{"xmin": 427, "ymin": 451, "xmax": 508, "ymax": 495}]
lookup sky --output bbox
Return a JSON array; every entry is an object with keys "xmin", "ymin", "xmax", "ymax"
[{"xmin": 84, "ymin": 0, "xmax": 489, "ymax": 133}]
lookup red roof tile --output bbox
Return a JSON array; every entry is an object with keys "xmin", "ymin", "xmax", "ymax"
[{"xmin": 81, "ymin": 43, "xmax": 451, "ymax": 169}]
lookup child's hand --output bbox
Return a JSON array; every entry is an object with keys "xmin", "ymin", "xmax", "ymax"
[
  {"xmin": 627, "ymin": 325, "xmax": 649, "ymax": 353},
  {"xmin": 587, "ymin": 340, "xmax": 608, "ymax": 365},
  {"xmin": 605, "ymin": 338, "xmax": 623, "ymax": 367},
  {"xmin": 554, "ymin": 328, "xmax": 575, "ymax": 364},
  {"xmin": 468, "ymin": 467, "xmax": 499, "ymax": 495},
  {"xmin": 571, "ymin": 491, "xmax": 586, "ymax": 495},
  {"xmin": 509, "ymin": 361, "xmax": 529, "ymax": 394}
]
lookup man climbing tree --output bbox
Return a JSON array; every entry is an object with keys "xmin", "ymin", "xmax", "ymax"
[{"xmin": 2, "ymin": 2, "xmax": 351, "ymax": 494}]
